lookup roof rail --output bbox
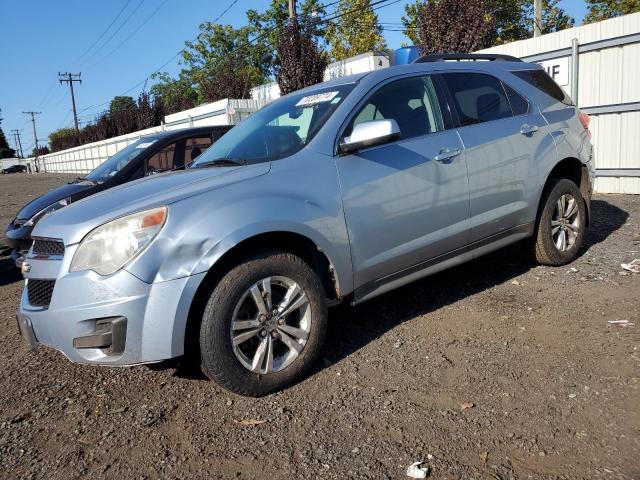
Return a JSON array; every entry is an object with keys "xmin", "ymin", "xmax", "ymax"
[{"xmin": 413, "ymin": 53, "xmax": 522, "ymax": 63}]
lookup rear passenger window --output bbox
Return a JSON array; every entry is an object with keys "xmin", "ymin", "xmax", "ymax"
[
  {"xmin": 503, "ymin": 83, "xmax": 529, "ymax": 115},
  {"xmin": 443, "ymin": 73, "xmax": 512, "ymax": 126},
  {"xmin": 512, "ymin": 69, "xmax": 573, "ymax": 106},
  {"xmin": 345, "ymin": 75, "xmax": 444, "ymax": 141}
]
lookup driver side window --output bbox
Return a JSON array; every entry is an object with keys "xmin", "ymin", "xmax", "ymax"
[{"xmin": 345, "ymin": 75, "xmax": 444, "ymax": 141}]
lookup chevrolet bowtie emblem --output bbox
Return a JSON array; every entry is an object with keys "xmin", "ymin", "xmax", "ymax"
[{"xmin": 21, "ymin": 262, "xmax": 31, "ymax": 274}]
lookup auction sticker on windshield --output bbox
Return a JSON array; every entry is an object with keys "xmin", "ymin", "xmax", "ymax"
[{"xmin": 296, "ymin": 91, "xmax": 339, "ymax": 107}]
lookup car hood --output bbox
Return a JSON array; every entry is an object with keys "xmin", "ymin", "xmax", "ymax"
[
  {"xmin": 15, "ymin": 182, "xmax": 95, "ymax": 221},
  {"xmin": 33, "ymin": 164, "xmax": 271, "ymax": 245}
]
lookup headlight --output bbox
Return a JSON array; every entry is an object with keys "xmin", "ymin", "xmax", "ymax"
[
  {"xmin": 24, "ymin": 198, "xmax": 71, "ymax": 227},
  {"xmin": 70, "ymin": 206, "xmax": 167, "ymax": 276}
]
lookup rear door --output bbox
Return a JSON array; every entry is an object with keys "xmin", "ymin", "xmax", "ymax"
[
  {"xmin": 335, "ymin": 74, "xmax": 470, "ymax": 292},
  {"xmin": 442, "ymin": 72, "xmax": 550, "ymax": 243}
]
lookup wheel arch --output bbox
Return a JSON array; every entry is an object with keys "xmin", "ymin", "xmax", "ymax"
[
  {"xmin": 182, "ymin": 230, "xmax": 344, "ymax": 361},
  {"xmin": 538, "ymin": 156, "xmax": 591, "ymax": 225}
]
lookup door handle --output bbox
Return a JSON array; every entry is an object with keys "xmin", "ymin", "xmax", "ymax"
[
  {"xmin": 434, "ymin": 148, "xmax": 461, "ymax": 164},
  {"xmin": 520, "ymin": 124, "xmax": 539, "ymax": 136}
]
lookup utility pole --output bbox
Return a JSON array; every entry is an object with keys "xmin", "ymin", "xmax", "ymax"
[
  {"xmin": 23, "ymin": 111, "xmax": 41, "ymax": 156},
  {"xmin": 288, "ymin": 0, "xmax": 296, "ymax": 20},
  {"xmin": 534, "ymin": 0, "xmax": 542, "ymax": 37},
  {"xmin": 11, "ymin": 129, "xmax": 24, "ymax": 158},
  {"xmin": 58, "ymin": 72, "xmax": 82, "ymax": 132}
]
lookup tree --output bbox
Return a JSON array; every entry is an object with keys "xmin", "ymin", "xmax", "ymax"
[
  {"xmin": 0, "ymin": 127, "xmax": 16, "ymax": 159},
  {"xmin": 181, "ymin": 22, "xmax": 269, "ymax": 102},
  {"xmin": 247, "ymin": 0, "xmax": 326, "ymax": 76},
  {"xmin": 413, "ymin": 0, "xmax": 495, "ymax": 54},
  {"xmin": 403, "ymin": 0, "xmax": 574, "ymax": 47},
  {"xmin": 32, "ymin": 146, "xmax": 49, "ymax": 156},
  {"xmin": 325, "ymin": 0, "xmax": 387, "ymax": 61},
  {"xmin": 276, "ymin": 18, "xmax": 329, "ymax": 95},
  {"xmin": 150, "ymin": 72, "xmax": 198, "ymax": 115},
  {"xmin": 109, "ymin": 96, "xmax": 137, "ymax": 115},
  {"xmin": 525, "ymin": 0, "xmax": 574, "ymax": 35},
  {"xmin": 584, "ymin": 0, "xmax": 640, "ymax": 23}
]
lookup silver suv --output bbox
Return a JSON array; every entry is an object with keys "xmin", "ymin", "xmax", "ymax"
[{"xmin": 17, "ymin": 55, "xmax": 593, "ymax": 396}]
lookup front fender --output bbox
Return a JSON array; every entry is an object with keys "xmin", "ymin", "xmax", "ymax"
[{"xmin": 125, "ymin": 154, "xmax": 353, "ymax": 296}]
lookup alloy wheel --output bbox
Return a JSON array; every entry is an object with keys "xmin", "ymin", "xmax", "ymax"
[
  {"xmin": 551, "ymin": 193, "xmax": 580, "ymax": 252},
  {"xmin": 230, "ymin": 276, "xmax": 311, "ymax": 375}
]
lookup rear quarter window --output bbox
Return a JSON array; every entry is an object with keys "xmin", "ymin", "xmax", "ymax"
[{"xmin": 512, "ymin": 69, "xmax": 573, "ymax": 106}]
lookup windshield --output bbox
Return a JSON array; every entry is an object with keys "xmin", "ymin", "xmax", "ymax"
[
  {"xmin": 85, "ymin": 137, "xmax": 158, "ymax": 182},
  {"xmin": 192, "ymin": 84, "xmax": 355, "ymax": 166}
]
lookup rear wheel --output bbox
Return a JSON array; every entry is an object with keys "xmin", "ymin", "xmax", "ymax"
[
  {"xmin": 533, "ymin": 178, "xmax": 587, "ymax": 266},
  {"xmin": 199, "ymin": 250, "xmax": 327, "ymax": 396}
]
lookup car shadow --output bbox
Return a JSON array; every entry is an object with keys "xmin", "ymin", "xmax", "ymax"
[
  {"xmin": 316, "ymin": 198, "xmax": 628, "ymax": 374},
  {"xmin": 580, "ymin": 199, "xmax": 629, "ymax": 250}
]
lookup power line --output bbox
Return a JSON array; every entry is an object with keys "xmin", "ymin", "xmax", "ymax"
[
  {"xmin": 54, "ymin": 0, "xmax": 399, "ymax": 130},
  {"xmin": 73, "ymin": 0, "xmax": 133, "ymax": 65},
  {"xmin": 88, "ymin": 0, "xmax": 170, "ymax": 68},
  {"xmin": 75, "ymin": 0, "xmax": 243, "ymax": 116},
  {"xmin": 79, "ymin": 0, "xmax": 146, "ymax": 67}
]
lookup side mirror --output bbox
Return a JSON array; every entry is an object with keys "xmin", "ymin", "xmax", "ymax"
[{"xmin": 339, "ymin": 119, "xmax": 401, "ymax": 154}]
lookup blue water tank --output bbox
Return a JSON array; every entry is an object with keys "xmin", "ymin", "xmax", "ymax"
[{"xmin": 393, "ymin": 46, "xmax": 420, "ymax": 65}]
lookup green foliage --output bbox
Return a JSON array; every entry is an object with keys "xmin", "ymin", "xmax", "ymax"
[
  {"xmin": 109, "ymin": 96, "xmax": 137, "ymax": 115},
  {"xmin": 584, "ymin": 0, "xmax": 640, "ymax": 23},
  {"xmin": 525, "ymin": 0, "xmax": 575, "ymax": 36},
  {"xmin": 48, "ymin": 92, "xmax": 165, "ymax": 152},
  {"xmin": 247, "ymin": 0, "xmax": 326, "ymax": 76},
  {"xmin": 0, "ymin": 127, "xmax": 16, "ymax": 159},
  {"xmin": 150, "ymin": 72, "xmax": 198, "ymax": 115},
  {"xmin": 32, "ymin": 146, "xmax": 49, "ymax": 156},
  {"xmin": 325, "ymin": 0, "xmax": 387, "ymax": 60},
  {"xmin": 181, "ymin": 22, "xmax": 269, "ymax": 102}
]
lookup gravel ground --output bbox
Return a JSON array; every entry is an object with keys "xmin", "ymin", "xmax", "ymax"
[{"xmin": 0, "ymin": 173, "xmax": 639, "ymax": 480}]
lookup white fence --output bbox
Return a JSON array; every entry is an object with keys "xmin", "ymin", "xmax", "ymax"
[
  {"xmin": 480, "ymin": 12, "xmax": 640, "ymax": 194},
  {"xmin": 28, "ymin": 98, "xmax": 266, "ymax": 174}
]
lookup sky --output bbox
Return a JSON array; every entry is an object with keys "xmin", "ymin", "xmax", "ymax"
[{"xmin": 0, "ymin": 0, "xmax": 588, "ymax": 154}]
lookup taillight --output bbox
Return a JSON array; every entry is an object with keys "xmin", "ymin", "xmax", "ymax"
[{"xmin": 578, "ymin": 110, "xmax": 591, "ymax": 139}]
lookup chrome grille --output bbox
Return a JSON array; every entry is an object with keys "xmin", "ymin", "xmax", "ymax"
[
  {"xmin": 32, "ymin": 239, "xmax": 65, "ymax": 256},
  {"xmin": 27, "ymin": 280, "xmax": 56, "ymax": 308}
]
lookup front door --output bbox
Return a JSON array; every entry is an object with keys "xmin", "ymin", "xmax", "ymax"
[{"xmin": 335, "ymin": 74, "xmax": 470, "ymax": 293}]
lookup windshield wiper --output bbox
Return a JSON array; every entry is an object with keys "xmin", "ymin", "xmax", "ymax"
[{"xmin": 196, "ymin": 158, "xmax": 247, "ymax": 168}]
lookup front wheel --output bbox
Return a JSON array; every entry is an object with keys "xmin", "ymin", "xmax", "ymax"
[
  {"xmin": 533, "ymin": 178, "xmax": 587, "ymax": 266},
  {"xmin": 199, "ymin": 250, "xmax": 328, "ymax": 396}
]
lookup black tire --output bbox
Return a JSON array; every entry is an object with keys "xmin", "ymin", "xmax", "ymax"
[
  {"xmin": 533, "ymin": 178, "xmax": 587, "ymax": 266},
  {"xmin": 199, "ymin": 250, "xmax": 328, "ymax": 396}
]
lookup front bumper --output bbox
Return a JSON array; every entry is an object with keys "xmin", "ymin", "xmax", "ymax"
[{"xmin": 18, "ymin": 247, "xmax": 206, "ymax": 366}]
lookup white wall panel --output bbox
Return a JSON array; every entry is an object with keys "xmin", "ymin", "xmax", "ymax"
[{"xmin": 480, "ymin": 12, "xmax": 640, "ymax": 193}]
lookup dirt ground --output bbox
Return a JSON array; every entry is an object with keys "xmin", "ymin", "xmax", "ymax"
[{"xmin": 0, "ymin": 173, "xmax": 638, "ymax": 480}]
